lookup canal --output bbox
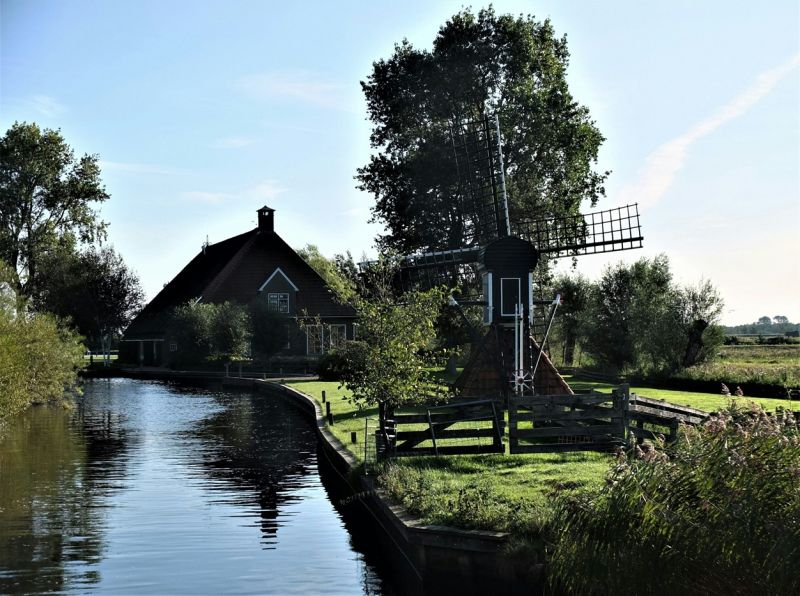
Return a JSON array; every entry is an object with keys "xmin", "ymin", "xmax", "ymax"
[{"xmin": 0, "ymin": 378, "xmax": 401, "ymax": 594}]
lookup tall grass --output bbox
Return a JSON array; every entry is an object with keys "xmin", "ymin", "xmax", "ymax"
[{"xmin": 549, "ymin": 403, "xmax": 800, "ymax": 595}]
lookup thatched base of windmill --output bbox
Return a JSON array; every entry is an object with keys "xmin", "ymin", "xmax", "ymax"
[{"xmin": 454, "ymin": 325, "xmax": 573, "ymax": 400}]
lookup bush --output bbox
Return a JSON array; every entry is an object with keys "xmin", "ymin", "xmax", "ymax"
[
  {"xmin": 0, "ymin": 283, "xmax": 85, "ymax": 420},
  {"xmin": 549, "ymin": 403, "xmax": 800, "ymax": 595},
  {"xmin": 315, "ymin": 341, "xmax": 368, "ymax": 381}
]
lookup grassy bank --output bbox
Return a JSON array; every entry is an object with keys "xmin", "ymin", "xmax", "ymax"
[
  {"xmin": 567, "ymin": 377, "xmax": 795, "ymax": 412},
  {"xmin": 676, "ymin": 343, "xmax": 800, "ymax": 387}
]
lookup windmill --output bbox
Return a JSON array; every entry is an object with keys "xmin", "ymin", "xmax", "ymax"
[{"xmin": 366, "ymin": 114, "xmax": 643, "ymax": 400}]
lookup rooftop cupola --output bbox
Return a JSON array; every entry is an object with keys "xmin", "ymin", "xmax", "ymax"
[{"xmin": 257, "ymin": 205, "xmax": 275, "ymax": 232}]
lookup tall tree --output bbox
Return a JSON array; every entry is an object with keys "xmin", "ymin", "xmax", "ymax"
[
  {"xmin": 357, "ymin": 7, "xmax": 607, "ymax": 255},
  {"xmin": 0, "ymin": 122, "xmax": 109, "ymax": 296},
  {"xmin": 36, "ymin": 246, "xmax": 144, "ymax": 362}
]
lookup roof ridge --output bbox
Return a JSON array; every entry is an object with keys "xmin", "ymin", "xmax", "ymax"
[{"xmin": 199, "ymin": 228, "xmax": 259, "ymax": 302}]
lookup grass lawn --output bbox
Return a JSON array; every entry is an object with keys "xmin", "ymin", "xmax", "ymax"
[
  {"xmin": 566, "ymin": 377, "xmax": 796, "ymax": 413},
  {"xmin": 284, "ymin": 379, "xmax": 611, "ymax": 534},
  {"xmin": 283, "ymin": 376, "xmax": 795, "ymax": 537}
]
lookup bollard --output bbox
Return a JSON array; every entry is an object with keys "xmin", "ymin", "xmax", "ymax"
[
  {"xmin": 322, "ymin": 390, "xmax": 326, "ymax": 403},
  {"xmin": 351, "ymin": 431, "xmax": 357, "ymax": 444},
  {"xmin": 326, "ymin": 402, "xmax": 333, "ymax": 425}
]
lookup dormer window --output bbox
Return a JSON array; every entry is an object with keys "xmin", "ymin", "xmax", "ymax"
[{"xmin": 268, "ymin": 292, "xmax": 289, "ymax": 313}]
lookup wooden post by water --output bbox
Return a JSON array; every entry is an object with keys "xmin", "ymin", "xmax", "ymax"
[
  {"xmin": 351, "ymin": 431, "xmax": 357, "ymax": 443},
  {"xmin": 322, "ymin": 390, "xmax": 326, "ymax": 403},
  {"xmin": 326, "ymin": 402, "xmax": 333, "ymax": 425}
]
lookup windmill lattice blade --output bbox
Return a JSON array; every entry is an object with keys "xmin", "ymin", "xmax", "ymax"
[
  {"xmin": 359, "ymin": 247, "xmax": 481, "ymax": 294},
  {"xmin": 451, "ymin": 114, "xmax": 510, "ymax": 245},
  {"xmin": 515, "ymin": 204, "xmax": 643, "ymax": 258}
]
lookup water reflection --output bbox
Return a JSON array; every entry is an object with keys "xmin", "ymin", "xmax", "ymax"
[
  {"xmin": 0, "ymin": 379, "xmax": 391, "ymax": 594},
  {"xmin": 186, "ymin": 393, "xmax": 319, "ymax": 545},
  {"xmin": 0, "ymin": 397, "xmax": 133, "ymax": 593}
]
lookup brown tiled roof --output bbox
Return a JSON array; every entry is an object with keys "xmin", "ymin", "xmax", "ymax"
[{"xmin": 124, "ymin": 227, "xmax": 354, "ymax": 339}]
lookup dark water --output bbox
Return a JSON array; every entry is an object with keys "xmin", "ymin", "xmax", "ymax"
[{"xmin": 0, "ymin": 379, "xmax": 399, "ymax": 595}]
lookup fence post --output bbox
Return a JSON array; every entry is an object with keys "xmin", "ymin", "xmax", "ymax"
[
  {"xmin": 322, "ymin": 390, "xmax": 326, "ymax": 403},
  {"xmin": 619, "ymin": 383, "xmax": 630, "ymax": 443},
  {"xmin": 326, "ymin": 401, "xmax": 333, "ymax": 425}
]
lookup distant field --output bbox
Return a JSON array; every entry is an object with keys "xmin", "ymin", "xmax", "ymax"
[{"xmin": 678, "ymin": 344, "xmax": 800, "ymax": 387}]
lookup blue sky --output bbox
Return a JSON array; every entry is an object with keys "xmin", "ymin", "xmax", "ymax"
[{"xmin": 2, "ymin": 0, "xmax": 798, "ymax": 325}]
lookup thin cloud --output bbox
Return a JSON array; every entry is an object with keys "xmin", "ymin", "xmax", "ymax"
[
  {"xmin": 620, "ymin": 54, "xmax": 800, "ymax": 210},
  {"xmin": 26, "ymin": 95, "xmax": 66, "ymax": 117},
  {"xmin": 181, "ymin": 179, "xmax": 288, "ymax": 205},
  {"xmin": 238, "ymin": 71, "xmax": 354, "ymax": 112},
  {"xmin": 212, "ymin": 136, "xmax": 257, "ymax": 149}
]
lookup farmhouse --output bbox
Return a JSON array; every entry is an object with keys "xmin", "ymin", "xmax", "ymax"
[{"xmin": 120, "ymin": 206, "xmax": 356, "ymax": 367}]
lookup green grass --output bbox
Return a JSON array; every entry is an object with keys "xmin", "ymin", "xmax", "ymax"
[
  {"xmin": 566, "ymin": 377, "xmax": 796, "ymax": 412},
  {"xmin": 678, "ymin": 344, "xmax": 800, "ymax": 387},
  {"xmin": 283, "ymin": 379, "xmax": 612, "ymax": 537},
  {"xmin": 283, "ymin": 376, "xmax": 796, "ymax": 541}
]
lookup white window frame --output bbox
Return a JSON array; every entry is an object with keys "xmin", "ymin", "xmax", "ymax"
[
  {"xmin": 306, "ymin": 325, "xmax": 324, "ymax": 355},
  {"xmin": 169, "ymin": 341, "xmax": 178, "ymax": 352},
  {"xmin": 328, "ymin": 324, "xmax": 346, "ymax": 349},
  {"xmin": 500, "ymin": 277, "xmax": 521, "ymax": 317},
  {"xmin": 268, "ymin": 292, "xmax": 289, "ymax": 313}
]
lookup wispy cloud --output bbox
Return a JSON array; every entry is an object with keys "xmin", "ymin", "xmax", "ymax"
[
  {"xmin": 620, "ymin": 54, "xmax": 800, "ymax": 210},
  {"xmin": 237, "ymin": 71, "xmax": 353, "ymax": 111},
  {"xmin": 26, "ymin": 95, "xmax": 66, "ymax": 117},
  {"xmin": 99, "ymin": 161, "xmax": 187, "ymax": 176},
  {"xmin": 181, "ymin": 179, "xmax": 288, "ymax": 205},
  {"xmin": 211, "ymin": 135, "xmax": 257, "ymax": 149}
]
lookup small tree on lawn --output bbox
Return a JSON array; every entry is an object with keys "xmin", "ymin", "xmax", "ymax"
[
  {"xmin": 338, "ymin": 261, "xmax": 451, "ymax": 433},
  {"xmin": 209, "ymin": 301, "xmax": 251, "ymax": 361}
]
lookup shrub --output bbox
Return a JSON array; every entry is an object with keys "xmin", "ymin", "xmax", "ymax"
[
  {"xmin": 0, "ymin": 280, "xmax": 85, "ymax": 420},
  {"xmin": 315, "ymin": 341, "xmax": 368, "ymax": 381},
  {"xmin": 549, "ymin": 403, "xmax": 800, "ymax": 595}
]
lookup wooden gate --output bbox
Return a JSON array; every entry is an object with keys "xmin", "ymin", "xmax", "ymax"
[
  {"xmin": 508, "ymin": 388, "xmax": 627, "ymax": 453},
  {"xmin": 386, "ymin": 399, "xmax": 505, "ymax": 456}
]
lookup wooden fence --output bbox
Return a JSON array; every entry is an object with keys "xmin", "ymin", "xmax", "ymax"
[
  {"xmin": 385, "ymin": 399, "xmax": 505, "ymax": 457},
  {"xmin": 508, "ymin": 389, "xmax": 627, "ymax": 454},
  {"xmin": 627, "ymin": 394, "xmax": 709, "ymax": 443}
]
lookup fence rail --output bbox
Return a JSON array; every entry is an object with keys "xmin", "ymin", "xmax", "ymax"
[
  {"xmin": 386, "ymin": 399, "xmax": 505, "ymax": 456},
  {"xmin": 508, "ymin": 388, "xmax": 627, "ymax": 454}
]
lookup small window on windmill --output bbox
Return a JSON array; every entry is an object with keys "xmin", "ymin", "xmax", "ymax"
[{"xmin": 501, "ymin": 278, "xmax": 521, "ymax": 317}]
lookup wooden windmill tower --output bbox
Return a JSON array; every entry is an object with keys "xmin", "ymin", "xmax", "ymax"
[{"xmin": 367, "ymin": 114, "xmax": 644, "ymax": 400}]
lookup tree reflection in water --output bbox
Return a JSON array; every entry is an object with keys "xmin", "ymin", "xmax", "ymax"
[
  {"xmin": 186, "ymin": 392, "xmax": 319, "ymax": 546},
  {"xmin": 0, "ymin": 401, "xmax": 132, "ymax": 593}
]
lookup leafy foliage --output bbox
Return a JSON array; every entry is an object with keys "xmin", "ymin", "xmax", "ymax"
[
  {"xmin": 574, "ymin": 255, "xmax": 724, "ymax": 375},
  {"xmin": 0, "ymin": 122, "xmax": 109, "ymax": 296},
  {"xmin": 296, "ymin": 244, "xmax": 356, "ymax": 302},
  {"xmin": 357, "ymin": 7, "xmax": 607, "ymax": 255},
  {"xmin": 550, "ymin": 404, "xmax": 800, "ymax": 595},
  {"xmin": 337, "ymin": 262, "xmax": 450, "ymax": 410},
  {"xmin": 167, "ymin": 301, "xmax": 252, "ymax": 365},
  {"xmin": 35, "ymin": 245, "xmax": 144, "ymax": 349},
  {"xmin": 0, "ymin": 262, "xmax": 85, "ymax": 420}
]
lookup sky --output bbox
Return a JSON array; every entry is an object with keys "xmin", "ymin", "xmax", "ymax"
[{"xmin": 1, "ymin": 0, "xmax": 798, "ymax": 326}]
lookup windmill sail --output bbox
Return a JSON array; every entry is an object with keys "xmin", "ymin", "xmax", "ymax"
[
  {"xmin": 515, "ymin": 204, "xmax": 643, "ymax": 258},
  {"xmin": 450, "ymin": 114, "xmax": 510, "ymax": 245}
]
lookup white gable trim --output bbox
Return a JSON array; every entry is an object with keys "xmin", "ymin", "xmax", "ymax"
[{"xmin": 258, "ymin": 267, "xmax": 299, "ymax": 292}]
